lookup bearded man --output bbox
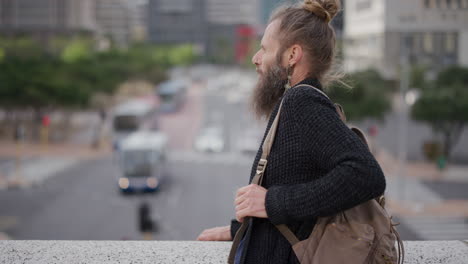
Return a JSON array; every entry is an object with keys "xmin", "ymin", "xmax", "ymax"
[{"xmin": 197, "ymin": 0, "xmax": 386, "ymax": 263}]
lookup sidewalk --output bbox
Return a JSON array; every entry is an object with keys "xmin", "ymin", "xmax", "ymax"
[
  {"xmin": 375, "ymin": 148, "xmax": 468, "ymax": 240},
  {"xmin": 0, "ymin": 141, "xmax": 111, "ymax": 189},
  {"xmin": 375, "ymin": 148, "xmax": 468, "ymax": 216},
  {"xmin": 0, "ymin": 140, "xmax": 111, "ymax": 159}
]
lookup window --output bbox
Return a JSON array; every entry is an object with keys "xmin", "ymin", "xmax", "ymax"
[
  {"xmin": 444, "ymin": 0, "xmax": 456, "ymax": 8},
  {"xmin": 445, "ymin": 33, "xmax": 456, "ymax": 53},
  {"xmin": 423, "ymin": 33, "xmax": 434, "ymax": 53},
  {"xmin": 411, "ymin": 33, "xmax": 420, "ymax": 54},
  {"xmin": 423, "ymin": 0, "xmax": 430, "ymax": 8},
  {"xmin": 426, "ymin": 0, "xmax": 437, "ymax": 8},
  {"xmin": 462, "ymin": 0, "xmax": 468, "ymax": 8},
  {"xmin": 159, "ymin": 0, "xmax": 192, "ymax": 13},
  {"xmin": 448, "ymin": 0, "xmax": 459, "ymax": 9},
  {"xmin": 356, "ymin": 0, "xmax": 372, "ymax": 11}
]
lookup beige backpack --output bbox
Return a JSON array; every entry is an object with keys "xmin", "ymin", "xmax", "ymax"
[{"xmin": 228, "ymin": 85, "xmax": 404, "ymax": 264}]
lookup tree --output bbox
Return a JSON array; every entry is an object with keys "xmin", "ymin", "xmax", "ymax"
[
  {"xmin": 327, "ymin": 69, "xmax": 393, "ymax": 121},
  {"xmin": 411, "ymin": 66, "xmax": 468, "ymax": 161},
  {"xmin": 0, "ymin": 39, "xmax": 191, "ymax": 111}
]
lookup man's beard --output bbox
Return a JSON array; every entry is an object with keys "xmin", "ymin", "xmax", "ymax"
[{"xmin": 250, "ymin": 63, "xmax": 288, "ymax": 120}]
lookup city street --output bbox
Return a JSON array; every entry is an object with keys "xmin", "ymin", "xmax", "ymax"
[
  {"xmin": 1, "ymin": 66, "xmax": 467, "ymax": 242},
  {"xmin": 0, "ymin": 154, "xmax": 250, "ymax": 240}
]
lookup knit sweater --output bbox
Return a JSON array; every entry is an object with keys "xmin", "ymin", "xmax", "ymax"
[{"xmin": 229, "ymin": 78, "xmax": 387, "ymax": 264}]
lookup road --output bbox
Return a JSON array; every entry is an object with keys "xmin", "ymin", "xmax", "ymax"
[
  {"xmin": 1, "ymin": 65, "xmax": 467, "ymax": 242},
  {"xmin": 0, "ymin": 155, "xmax": 251, "ymax": 240}
]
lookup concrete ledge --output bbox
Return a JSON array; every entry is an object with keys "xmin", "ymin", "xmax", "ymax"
[{"xmin": 0, "ymin": 240, "xmax": 467, "ymax": 264}]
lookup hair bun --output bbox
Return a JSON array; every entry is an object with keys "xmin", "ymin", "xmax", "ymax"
[{"xmin": 302, "ymin": 0, "xmax": 340, "ymax": 23}]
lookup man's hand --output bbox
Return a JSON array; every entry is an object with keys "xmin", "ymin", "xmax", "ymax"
[
  {"xmin": 234, "ymin": 184, "xmax": 268, "ymax": 223},
  {"xmin": 197, "ymin": 226, "xmax": 231, "ymax": 241}
]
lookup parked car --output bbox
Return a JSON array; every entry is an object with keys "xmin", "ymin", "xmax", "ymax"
[
  {"xmin": 237, "ymin": 128, "xmax": 263, "ymax": 155},
  {"xmin": 194, "ymin": 126, "xmax": 225, "ymax": 153}
]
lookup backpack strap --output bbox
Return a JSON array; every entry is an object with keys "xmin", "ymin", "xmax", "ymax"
[{"xmin": 228, "ymin": 100, "xmax": 286, "ymax": 263}]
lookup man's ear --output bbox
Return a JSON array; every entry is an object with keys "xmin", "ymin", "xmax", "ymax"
[{"xmin": 286, "ymin": 44, "xmax": 303, "ymax": 67}]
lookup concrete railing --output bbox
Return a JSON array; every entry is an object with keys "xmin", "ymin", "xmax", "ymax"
[{"xmin": 1, "ymin": 240, "xmax": 467, "ymax": 263}]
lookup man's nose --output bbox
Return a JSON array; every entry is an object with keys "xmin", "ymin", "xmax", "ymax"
[{"xmin": 252, "ymin": 51, "xmax": 260, "ymax": 66}]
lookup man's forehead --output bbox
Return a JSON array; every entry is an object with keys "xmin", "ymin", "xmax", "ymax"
[{"xmin": 261, "ymin": 20, "xmax": 280, "ymax": 46}]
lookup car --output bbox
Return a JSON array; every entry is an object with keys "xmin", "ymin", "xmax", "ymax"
[
  {"xmin": 194, "ymin": 126, "xmax": 225, "ymax": 153},
  {"xmin": 237, "ymin": 128, "xmax": 263, "ymax": 155}
]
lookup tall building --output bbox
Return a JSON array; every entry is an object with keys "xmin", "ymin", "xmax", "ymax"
[
  {"xmin": 258, "ymin": 0, "xmax": 343, "ymax": 38},
  {"xmin": 260, "ymin": 0, "xmax": 283, "ymax": 26},
  {"xmin": 95, "ymin": 0, "xmax": 131, "ymax": 47},
  {"xmin": 126, "ymin": 0, "xmax": 149, "ymax": 42},
  {"xmin": 344, "ymin": 0, "xmax": 468, "ymax": 79},
  {"xmin": 0, "ymin": 0, "xmax": 97, "ymax": 35},
  {"xmin": 148, "ymin": 0, "xmax": 207, "ymax": 49},
  {"xmin": 331, "ymin": 0, "xmax": 344, "ymax": 39},
  {"xmin": 205, "ymin": 0, "xmax": 260, "ymax": 62},
  {"xmin": 206, "ymin": 0, "xmax": 260, "ymax": 26}
]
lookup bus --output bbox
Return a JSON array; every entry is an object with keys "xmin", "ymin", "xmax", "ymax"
[
  {"xmin": 117, "ymin": 131, "xmax": 168, "ymax": 193},
  {"xmin": 112, "ymin": 98, "xmax": 158, "ymax": 148},
  {"xmin": 156, "ymin": 80, "xmax": 187, "ymax": 113}
]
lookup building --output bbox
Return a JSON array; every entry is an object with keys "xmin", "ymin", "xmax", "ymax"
[
  {"xmin": 205, "ymin": 0, "xmax": 260, "ymax": 62},
  {"xmin": 344, "ymin": 0, "xmax": 468, "ymax": 80},
  {"xmin": 331, "ymin": 0, "xmax": 344, "ymax": 39},
  {"xmin": 0, "ymin": 0, "xmax": 97, "ymax": 37},
  {"xmin": 206, "ymin": 0, "xmax": 260, "ymax": 26},
  {"xmin": 147, "ymin": 0, "xmax": 262, "ymax": 60},
  {"xmin": 126, "ymin": 0, "xmax": 149, "ymax": 42},
  {"xmin": 95, "ymin": 0, "xmax": 131, "ymax": 47},
  {"xmin": 260, "ymin": 0, "xmax": 284, "ymax": 26},
  {"xmin": 0, "ymin": 0, "xmax": 142, "ymax": 47},
  {"xmin": 148, "ymin": 0, "xmax": 207, "ymax": 49}
]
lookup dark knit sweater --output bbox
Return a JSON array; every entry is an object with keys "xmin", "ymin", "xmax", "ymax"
[{"xmin": 230, "ymin": 78, "xmax": 386, "ymax": 264}]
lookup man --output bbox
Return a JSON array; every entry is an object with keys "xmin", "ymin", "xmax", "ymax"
[{"xmin": 197, "ymin": 1, "xmax": 386, "ymax": 263}]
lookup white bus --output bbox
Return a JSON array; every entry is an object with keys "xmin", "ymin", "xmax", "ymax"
[
  {"xmin": 112, "ymin": 98, "xmax": 158, "ymax": 149},
  {"xmin": 117, "ymin": 131, "xmax": 168, "ymax": 193}
]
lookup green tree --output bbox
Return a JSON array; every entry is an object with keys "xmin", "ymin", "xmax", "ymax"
[
  {"xmin": 411, "ymin": 66, "xmax": 468, "ymax": 160},
  {"xmin": 409, "ymin": 64, "xmax": 429, "ymax": 89},
  {"xmin": 328, "ymin": 69, "xmax": 393, "ymax": 121},
  {"xmin": 61, "ymin": 39, "xmax": 93, "ymax": 63},
  {"xmin": 0, "ymin": 47, "xmax": 4, "ymax": 62},
  {"xmin": 0, "ymin": 40, "xmax": 191, "ymax": 111}
]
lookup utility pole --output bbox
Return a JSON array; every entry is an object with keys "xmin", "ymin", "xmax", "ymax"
[{"xmin": 396, "ymin": 32, "xmax": 410, "ymax": 202}]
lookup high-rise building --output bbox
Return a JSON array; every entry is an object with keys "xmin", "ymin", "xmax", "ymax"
[
  {"xmin": 258, "ymin": 0, "xmax": 343, "ymax": 37},
  {"xmin": 95, "ymin": 0, "xmax": 131, "ymax": 47},
  {"xmin": 260, "ymin": 0, "xmax": 282, "ymax": 26},
  {"xmin": 148, "ymin": 0, "xmax": 207, "ymax": 49},
  {"xmin": 205, "ymin": 0, "xmax": 260, "ymax": 62},
  {"xmin": 206, "ymin": 0, "xmax": 260, "ymax": 26},
  {"xmin": 0, "ymin": 0, "xmax": 97, "ymax": 34},
  {"xmin": 126, "ymin": 0, "xmax": 149, "ymax": 42},
  {"xmin": 344, "ymin": 0, "xmax": 468, "ymax": 79}
]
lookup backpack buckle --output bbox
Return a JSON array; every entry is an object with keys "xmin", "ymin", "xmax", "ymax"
[{"xmin": 256, "ymin": 158, "xmax": 268, "ymax": 175}]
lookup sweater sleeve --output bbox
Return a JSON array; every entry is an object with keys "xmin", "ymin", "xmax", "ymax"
[{"xmin": 265, "ymin": 87, "xmax": 386, "ymax": 225}]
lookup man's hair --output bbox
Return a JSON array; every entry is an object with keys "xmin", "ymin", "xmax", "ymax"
[{"xmin": 270, "ymin": 0, "xmax": 342, "ymax": 87}]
